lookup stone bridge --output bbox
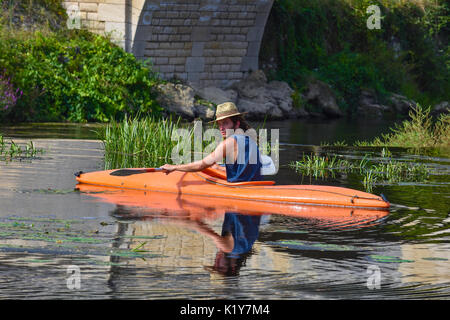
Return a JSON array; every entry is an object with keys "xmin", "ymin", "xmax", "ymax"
[{"xmin": 62, "ymin": 0, "xmax": 274, "ymax": 88}]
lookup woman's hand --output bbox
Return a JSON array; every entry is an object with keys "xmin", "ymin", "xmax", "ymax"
[{"xmin": 159, "ymin": 164, "xmax": 177, "ymax": 174}]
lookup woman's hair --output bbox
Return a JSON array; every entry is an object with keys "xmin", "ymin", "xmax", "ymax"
[{"xmin": 229, "ymin": 115, "xmax": 251, "ymax": 131}]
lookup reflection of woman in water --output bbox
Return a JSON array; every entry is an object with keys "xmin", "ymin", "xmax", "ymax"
[
  {"xmin": 205, "ymin": 212, "xmax": 261, "ymax": 277},
  {"xmin": 111, "ymin": 207, "xmax": 262, "ymax": 277}
]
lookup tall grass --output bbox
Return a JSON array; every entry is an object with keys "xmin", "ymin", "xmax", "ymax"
[
  {"xmin": 99, "ymin": 116, "xmax": 191, "ymax": 170},
  {"xmin": 354, "ymin": 106, "xmax": 450, "ymax": 155},
  {"xmin": 99, "ymin": 116, "xmax": 276, "ymax": 170},
  {"xmin": 362, "ymin": 160, "xmax": 430, "ymax": 192},
  {"xmin": 290, "ymin": 154, "xmax": 354, "ymax": 178}
]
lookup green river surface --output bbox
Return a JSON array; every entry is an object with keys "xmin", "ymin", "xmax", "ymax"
[{"xmin": 0, "ymin": 118, "xmax": 448, "ymax": 300}]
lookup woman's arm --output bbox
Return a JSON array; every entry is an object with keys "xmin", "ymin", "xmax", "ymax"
[
  {"xmin": 160, "ymin": 159, "xmax": 208, "ymax": 173},
  {"xmin": 160, "ymin": 137, "xmax": 235, "ymax": 174}
]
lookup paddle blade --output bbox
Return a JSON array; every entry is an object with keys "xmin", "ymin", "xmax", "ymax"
[{"xmin": 109, "ymin": 168, "xmax": 162, "ymax": 176}]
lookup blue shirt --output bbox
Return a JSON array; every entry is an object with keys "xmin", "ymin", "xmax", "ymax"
[
  {"xmin": 225, "ymin": 134, "xmax": 262, "ymax": 182},
  {"xmin": 221, "ymin": 212, "xmax": 261, "ymax": 258}
]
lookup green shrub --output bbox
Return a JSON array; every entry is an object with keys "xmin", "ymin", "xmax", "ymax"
[
  {"xmin": 264, "ymin": 0, "xmax": 449, "ymax": 114},
  {"xmin": 355, "ymin": 106, "xmax": 450, "ymax": 156},
  {"xmin": 0, "ymin": 24, "xmax": 161, "ymax": 123},
  {"xmin": 316, "ymin": 48, "xmax": 387, "ymax": 112}
]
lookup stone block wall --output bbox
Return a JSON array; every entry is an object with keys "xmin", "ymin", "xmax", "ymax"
[
  {"xmin": 62, "ymin": 0, "xmax": 142, "ymax": 51},
  {"xmin": 61, "ymin": 0, "xmax": 274, "ymax": 88}
]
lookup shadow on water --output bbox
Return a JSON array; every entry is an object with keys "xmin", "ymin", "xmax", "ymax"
[{"xmin": 0, "ymin": 119, "xmax": 449, "ymax": 299}]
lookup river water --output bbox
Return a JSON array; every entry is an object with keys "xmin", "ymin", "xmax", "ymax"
[{"xmin": 0, "ymin": 119, "xmax": 449, "ymax": 300}]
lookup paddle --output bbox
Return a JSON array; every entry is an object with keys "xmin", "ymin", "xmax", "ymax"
[{"xmin": 109, "ymin": 168, "xmax": 163, "ymax": 176}]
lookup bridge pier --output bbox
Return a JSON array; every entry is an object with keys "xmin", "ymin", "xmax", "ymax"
[{"xmin": 62, "ymin": 0, "xmax": 274, "ymax": 88}]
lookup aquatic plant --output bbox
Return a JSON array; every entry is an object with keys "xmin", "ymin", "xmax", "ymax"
[
  {"xmin": 290, "ymin": 151, "xmax": 432, "ymax": 192},
  {"xmin": 371, "ymin": 160, "xmax": 430, "ymax": 183},
  {"xmin": 362, "ymin": 169, "xmax": 378, "ymax": 193},
  {"xmin": 99, "ymin": 115, "xmax": 194, "ymax": 170},
  {"xmin": 290, "ymin": 154, "xmax": 353, "ymax": 178},
  {"xmin": 320, "ymin": 140, "xmax": 349, "ymax": 147},
  {"xmin": 290, "ymin": 154, "xmax": 373, "ymax": 176},
  {"xmin": 131, "ymin": 241, "xmax": 148, "ymax": 253},
  {"xmin": 0, "ymin": 134, "xmax": 44, "ymax": 161}
]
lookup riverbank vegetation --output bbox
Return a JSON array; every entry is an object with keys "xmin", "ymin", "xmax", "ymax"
[
  {"xmin": 294, "ymin": 106, "xmax": 447, "ymax": 191},
  {"xmin": 356, "ymin": 106, "xmax": 450, "ymax": 151},
  {"xmin": 322, "ymin": 106, "xmax": 450, "ymax": 156},
  {"xmin": 0, "ymin": 0, "xmax": 161, "ymax": 123},
  {"xmin": 262, "ymin": 0, "xmax": 449, "ymax": 114},
  {"xmin": 99, "ymin": 116, "xmax": 186, "ymax": 170}
]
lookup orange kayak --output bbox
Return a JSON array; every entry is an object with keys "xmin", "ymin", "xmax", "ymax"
[
  {"xmin": 75, "ymin": 167, "xmax": 390, "ymax": 210},
  {"xmin": 76, "ymin": 183, "xmax": 389, "ymax": 228}
]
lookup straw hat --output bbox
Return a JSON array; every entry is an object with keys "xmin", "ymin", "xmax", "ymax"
[{"xmin": 211, "ymin": 102, "xmax": 247, "ymax": 122}]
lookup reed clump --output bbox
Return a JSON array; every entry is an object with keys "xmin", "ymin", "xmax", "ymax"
[
  {"xmin": 99, "ymin": 116, "xmax": 195, "ymax": 170},
  {"xmin": 361, "ymin": 160, "xmax": 430, "ymax": 193},
  {"xmin": 290, "ymin": 149, "xmax": 431, "ymax": 192},
  {"xmin": 290, "ymin": 154, "xmax": 354, "ymax": 179},
  {"xmin": 0, "ymin": 133, "xmax": 44, "ymax": 161},
  {"xmin": 355, "ymin": 106, "xmax": 450, "ymax": 155}
]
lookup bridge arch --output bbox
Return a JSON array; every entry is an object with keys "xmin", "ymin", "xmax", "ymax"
[{"xmin": 63, "ymin": 0, "xmax": 274, "ymax": 88}]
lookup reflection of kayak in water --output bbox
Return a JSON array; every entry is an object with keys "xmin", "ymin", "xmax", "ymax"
[
  {"xmin": 75, "ymin": 167, "xmax": 390, "ymax": 209},
  {"xmin": 76, "ymin": 184, "xmax": 389, "ymax": 228}
]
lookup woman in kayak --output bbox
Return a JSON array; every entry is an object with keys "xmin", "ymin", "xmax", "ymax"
[{"xmin": 160, "ymin": 102, "xmax": 262, "ymax": 182}]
